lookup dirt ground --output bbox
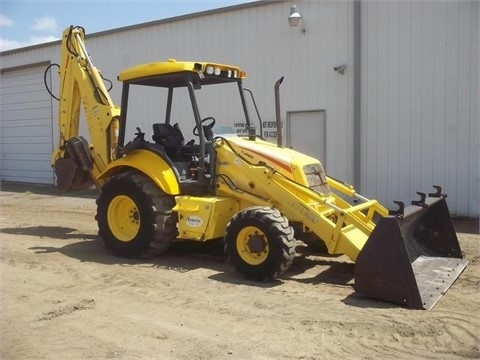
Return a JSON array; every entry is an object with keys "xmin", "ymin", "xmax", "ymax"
[{"xmin": 0, "ymin": 182, "xmax": 479, "ymax": 360}]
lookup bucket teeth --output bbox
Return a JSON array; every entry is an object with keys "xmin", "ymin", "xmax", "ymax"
[
  {"xmin": 412, "ymin": 192, "xmax": 427, "ymax": 207},
  {"xmin": 429, "ymin": 185, "xmax": 446, "ymax": 198},
  {"xmin": 388, "ymin": 200, "xmax": 405, "ymax": 218},
  {"xmin": 390, "ymin": 185, "xmax": 449, "ymax": 216}
]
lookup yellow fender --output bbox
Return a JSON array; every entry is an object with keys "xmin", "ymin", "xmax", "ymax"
[{"xmin": 97, "ymin": 149, "xmax": 180, "ymax": 195}]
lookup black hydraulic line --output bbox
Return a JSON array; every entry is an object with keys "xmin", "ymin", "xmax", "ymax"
[
  {"xmin": 100, "ymin": 72, "xmax": 113, "ymax": 92},
  {"xmin": 43, "ymin": 63, "xmax": 60, "ymax": 101}
]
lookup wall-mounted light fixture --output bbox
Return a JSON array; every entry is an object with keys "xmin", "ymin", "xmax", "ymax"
[{"xmin": 288, "ymin": 5, "xmax": 306, "ymax": 34}]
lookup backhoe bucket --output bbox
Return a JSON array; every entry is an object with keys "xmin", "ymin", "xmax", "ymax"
[
  {"xmin": 54, "ymin": 158, "xmax": 93, "ymax": 191},
  {"xmin": 354, "ymin": 194, "xmax": 467, "ymax": 310}
]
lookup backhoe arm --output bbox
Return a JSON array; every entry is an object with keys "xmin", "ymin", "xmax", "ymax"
[{"xmin": 52, "ymin": 26, "xmax": 121, "ymax": 190}]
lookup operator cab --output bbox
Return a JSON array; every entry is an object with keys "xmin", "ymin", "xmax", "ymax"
[{"xmin": 117, "ymin": 60, "xmax": 252, "ymax": 195}]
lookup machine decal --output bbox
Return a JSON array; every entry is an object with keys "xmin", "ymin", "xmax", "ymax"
[
  {"xmin": 288, "ymin": 200, "xmax": 319, "ymax": 224},
  {"xmin": 239, "ymin": 146, "xmax": 292, "ymax": 173},
  {"xmin": 186, "ymin": 215, "xmax": 203, "ymax": 228}
]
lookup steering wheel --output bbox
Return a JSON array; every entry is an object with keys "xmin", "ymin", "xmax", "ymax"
[{"xmin": 193, "ymin": 117, "xmax": 216, "ymax": 136}]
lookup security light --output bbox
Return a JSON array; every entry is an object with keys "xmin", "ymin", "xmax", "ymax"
[{"xmin": 288, "ymin": 5, "xmax": 302, "ymax": 27}]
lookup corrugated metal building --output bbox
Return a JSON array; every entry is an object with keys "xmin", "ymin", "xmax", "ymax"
[{"xmin": 0, "ymin": 0, "xmax": 478, "ymax": 217}]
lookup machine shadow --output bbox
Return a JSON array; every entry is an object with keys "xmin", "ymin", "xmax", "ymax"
[
  {"xmin": 0, "ymin": 181, "xmax": 98, "ymax": 199},
  {"xmin": 290, "ymin": 246, "xmax": 401, "ymax": 309},
  {"xmin": 28, "ymin": 235, "xmax": 232, "ymax": 272},
  {"xmin": 285, "ymin": 245, "xmax": 355, "ymax": 286},
  {"xmin": 1, "ymin": 224, "xmax": 228, "ymax": 270},
  {"xmin": 341, "ymin": 293, "xmax": 399, "ymax": 309},
  {"xmin": 1, "ymin": 225, "xmax": 97, "ymax": 240},
  {"xmin": 4, "ymin": 224, "xmax": 367, "ymax": 290}
]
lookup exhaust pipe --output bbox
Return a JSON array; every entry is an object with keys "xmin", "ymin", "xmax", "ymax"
[{"xmin": 274, "ymin": 76, "xmax": 284, "ymax": 148}]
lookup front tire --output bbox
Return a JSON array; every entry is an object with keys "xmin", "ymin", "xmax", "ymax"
[
  {"xmin": 96, "ymin": 171, "xmax": 176, "ymax": 257},
  {"xmin": 224, "ymin": 206, "xmax": 296, "ymax": 281}
]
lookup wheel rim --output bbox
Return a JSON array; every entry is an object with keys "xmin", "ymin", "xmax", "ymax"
[
  {"xmin": 107, "ymin": 195, "xmax": 140, "ymax": 242},
  {"xmin": 236, "ymin": 226, "xmax": 269, "ymax": 265}
]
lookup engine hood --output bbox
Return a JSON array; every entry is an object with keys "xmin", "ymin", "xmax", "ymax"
[{"xmin": 224, "ymin": 137, "xmax": 322, "ymax": 177}]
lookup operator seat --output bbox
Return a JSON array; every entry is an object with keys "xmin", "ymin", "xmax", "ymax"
[{"xmin": 152, "ymin": 123, "xmax": 184, "ymax": 159}]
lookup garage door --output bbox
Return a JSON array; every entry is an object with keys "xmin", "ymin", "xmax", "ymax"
[{"xmin": 0, "ymin": 63, "xmax": 54, "ymax": 184}]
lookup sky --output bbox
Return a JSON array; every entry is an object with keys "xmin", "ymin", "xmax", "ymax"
[{"xmin": 0, "ymin": 0, "xmax": 254, "ymax": 52}]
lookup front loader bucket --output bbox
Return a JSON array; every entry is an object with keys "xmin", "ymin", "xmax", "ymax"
[{"xmin": 354, "ymin": 193, "xmax": 467, "ymax": 310}]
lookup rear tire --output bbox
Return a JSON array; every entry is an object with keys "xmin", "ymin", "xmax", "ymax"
[
  {"xmin": 96, "ymin": 171, "xmax": 177, "ymax": 257},
  {"xmin": 224, "ymin": 206, "xmax": 296, "ymax": 281}
]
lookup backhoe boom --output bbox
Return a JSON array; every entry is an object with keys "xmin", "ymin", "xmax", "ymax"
[{"xmin": 52, "ymin": 26, "xmax": 120, "ymax": 190}]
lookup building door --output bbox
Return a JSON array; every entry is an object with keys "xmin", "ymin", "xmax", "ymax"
[
  {"xmin": 0, "ymin": 63, "xmax": 54, "ymax": 184},
  {"xmin": 287, "ymin": 110, "xmax": 326, "ymax": 168}
]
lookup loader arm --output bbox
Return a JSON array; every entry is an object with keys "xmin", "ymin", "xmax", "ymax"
[
  {"xmin": 52, "ymin": 26, "xmax": 121, "ymax": 190},
  {"xmin": 214, "ymin": 137, "xmax": 467, "ymax": 309},
  {"xmin": 216, "ymin": 158, "xmax": 387, "ymax": 262}
]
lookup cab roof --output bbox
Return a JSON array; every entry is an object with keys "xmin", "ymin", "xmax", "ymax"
[{"xmin": 118, "ymin": 59, "xmax": 246, "ymax": 87}]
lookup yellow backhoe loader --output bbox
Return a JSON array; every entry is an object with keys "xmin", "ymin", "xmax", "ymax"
[{"xmin": 48, "ymin": 26, "xmax": 467, "ymax": 309}]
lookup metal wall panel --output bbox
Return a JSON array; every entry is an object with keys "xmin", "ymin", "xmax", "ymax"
[
  {"xmin": 80, "ymin": 0, "xmax": 354, "ymax": 180},
  {"xmin": 0, "ymin": 1, "xmax": 353, "ymax": 184},
  {"xmin": 360, "ymin": 0, "xmax": 479, "ymax": 216},
  {"xmin": 0, "ymin": 0, "xmax": 477, "ymax": 216}
]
